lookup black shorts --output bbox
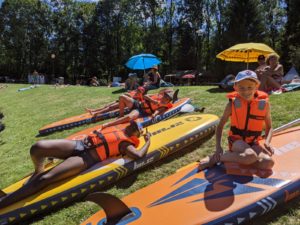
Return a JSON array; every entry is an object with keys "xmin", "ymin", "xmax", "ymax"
[
  {"xmin": 72, "ymin": 140, "xmax": 100, "ymax": 168},
  {"xmin": 131, "ymin": 100, "xmax": 151, "ymax": 116},
  {"xmin": 131, "ymin": 100, "xmax": 142, "ymax": 111}
]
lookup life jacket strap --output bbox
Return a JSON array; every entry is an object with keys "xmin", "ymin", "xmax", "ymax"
[
  {"xmin": 230, "ymin": 126, "xmax": 262, "ymax": 137},
  {"xmin": 93, "ymin": 130, "xmax": 110, "ymax": 159},
  {"xmin": 248, "ymin": 114, "xmax": 265, "ymax": 120}
]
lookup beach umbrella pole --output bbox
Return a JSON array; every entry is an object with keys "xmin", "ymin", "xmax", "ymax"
[{"xmin": 247, "ymin": 51, "xmax": 249, "ymax": 69}]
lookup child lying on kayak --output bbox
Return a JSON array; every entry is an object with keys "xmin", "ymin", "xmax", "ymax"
[
  {"xmin": 198, "ymin": 70, "xmax": 275, "ymax": 171},
  {"xmin": 85, "ymin": 87, "xmax": 176, "ymax": 118},
  {"xmin": 86, "ymin": 86, "xmax": 148, "ymax": 117},
  {"xmin": 100, "ymin": 89, "xmax": 176, "ymax": 130},
  {"xmin": 0, "ymin": 121, "xmax": 151, "ymax": 209}
]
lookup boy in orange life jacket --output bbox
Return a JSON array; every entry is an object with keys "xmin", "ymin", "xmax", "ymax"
[
  {"xmin": 0, "ymin": 121, "xmax": 150, "ymax": 208},
  {"xmin": 101, "ymin": 89, "xmax": 174, "ymax": 129},
  {"xmin": 198, "ymin": 70, "xmax": 275, "ymax": 171}
]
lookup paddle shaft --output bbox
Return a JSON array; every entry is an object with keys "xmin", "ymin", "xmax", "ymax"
[
  {"xmin": 264, "ymin": 118, "xmax": 300, "ymax": 144},
  {"xmin": 273, "ymin": 118, "xmax": 300, "ymax": 134}
]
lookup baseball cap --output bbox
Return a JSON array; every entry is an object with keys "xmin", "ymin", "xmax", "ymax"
[
  {"xmin": 234, "ymin": 70, "xmax": 260, "ymax": 84},
  {"xmin": 137, "ymin": 86, "xmax": 148, "ymax": 94}
]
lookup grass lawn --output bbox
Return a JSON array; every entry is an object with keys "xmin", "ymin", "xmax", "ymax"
[{"xmin": 0, "ymin": 84, "xmax": 299, "ymax": 225}]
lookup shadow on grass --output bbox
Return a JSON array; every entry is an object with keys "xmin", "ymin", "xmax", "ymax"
[
  {"xmin": 0, "ymin": 123, "xmax": 5, "ymax": 134},
  {"xmin": 112, "ymin": 88, "xmax": 126, "ymax": 94},
  {"xmin": 0, "ymin": 140, "xmax": 5, "ymax": 146},
  {"xmin": 206, "ymin": 87, "xmax": 232, "ymax": 93}
]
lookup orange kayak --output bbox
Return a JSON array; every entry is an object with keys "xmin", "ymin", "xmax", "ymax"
[
  {"xmin": 38, "ymin": 106, "xmax": 130, "ymax": 135},
  {"xmin": 82, "ymin": 124, "xmax": 300, "ymax": 225}
]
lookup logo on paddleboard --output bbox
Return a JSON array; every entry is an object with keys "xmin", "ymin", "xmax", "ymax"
[
  {"xmin": 185, "ymin": 116, "xmax": 202, "ymax": 122},
  {"xmin": 151, "ymin": 121, "xmax": 184, "ymax": 136}
]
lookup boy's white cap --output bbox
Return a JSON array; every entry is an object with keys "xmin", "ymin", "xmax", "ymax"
[{"xmin": 234, "ymin": 70, "xmax": 260, "ymax": 84}]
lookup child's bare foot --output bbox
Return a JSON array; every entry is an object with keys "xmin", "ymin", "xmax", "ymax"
[
  {"xmin": 198, "ymin": 154, "xmax": 218, "ymax": 171},
  {"xmin": 86, "ymin": 108, "xmax": 93, "ymax": 114}
]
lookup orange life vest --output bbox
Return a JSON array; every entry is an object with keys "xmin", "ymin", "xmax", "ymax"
[
  {"xmin": 227, "ymin": 90, "xmax": 268, "ymax": 145},
  {"xmin": 141, "ymin": 96, "xmax": 173, "ymax": 115},
  {"xmin": 88, "ymin": 126, "xmax": 140, "ymax": 161},
  {"xmin": 128, "ymin": 90, "xmax": 144, "ymax": 102}
]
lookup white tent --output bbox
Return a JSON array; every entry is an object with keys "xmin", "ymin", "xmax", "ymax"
[{"xmin": 283, "ymin": 67, "xmax": 299, "ymax": 81}]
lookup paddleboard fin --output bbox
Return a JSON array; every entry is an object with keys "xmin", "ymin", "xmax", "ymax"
[
  {"xmin": 172, "ymin": 89, "xmax": 179, "ymax": 103},
  {"xmin": 85, "ymin": 192, "xmax": 132, "ymax": 225},
  {"xmin": 0, "ymin": 189, "xmax": 6, "ymax": 198}
]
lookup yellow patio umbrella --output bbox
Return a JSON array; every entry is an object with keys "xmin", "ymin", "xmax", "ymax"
[{"xmin": 216, "ymin": 42, "xmax": 279, "ymax": 68}]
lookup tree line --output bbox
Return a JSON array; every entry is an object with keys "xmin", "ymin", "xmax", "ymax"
[{"xmin": 0, "ymin": 0, "xmax": 299, "ymax": 83}]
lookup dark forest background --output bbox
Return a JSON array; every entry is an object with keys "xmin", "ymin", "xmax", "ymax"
[{"xmin": 0, "ymin": 0, "xmax": 299, "ymax": 83}]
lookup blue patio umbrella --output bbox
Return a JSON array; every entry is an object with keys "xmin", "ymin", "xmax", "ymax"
[{"xmin": 125, "ymin": 53, "xmax": 161, "ymax": 70}]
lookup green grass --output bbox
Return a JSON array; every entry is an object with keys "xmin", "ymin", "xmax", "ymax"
[{"xmin": 0, "ymin": 84, "xmax": 299, "ymax": 225}]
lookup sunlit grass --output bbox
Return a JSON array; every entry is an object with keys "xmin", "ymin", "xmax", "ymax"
[{"xmin": 0, "ymin": 84, "xmax": 299, "ymax": 225}]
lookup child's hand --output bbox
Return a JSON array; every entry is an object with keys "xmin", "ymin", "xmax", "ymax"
[
  {"xmin": 264, "ymin": 143, "xmax": 275, "ymax": 156},
  {"xmin": 143, "ymin": 128, "xmax": 151, "ymax": 141},
  {"xmin": 215, "ymin": 146, "xmax": 224, "ymax": 161}
]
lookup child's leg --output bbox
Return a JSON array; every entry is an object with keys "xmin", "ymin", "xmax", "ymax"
[
  {"xmin": 252, "ymin": 145, "xmax": 275, "ymax": 169},
  {"xmin": 0, "ymin": 156, "xmax": 86, "ymax": 208},
  {"xmin": 220, "ymin": 140, "xmax": 258, "ymax": 165},
  {"xmin": 30, "ymin": 140, "xmax": 77, "ymax": 175},
  {"xmin": 102, "ymin": 110, "xmax": 140, "ymax": 129},
  {"xmin": 86, "ymin": 101, "xmax": 118, "ymax": 114},
  {"xmin": 119, "ymin": 95, "xmax": 135, "ymax": 117},
  {"xmin": 92, "ymin": 102, "xmax": 119, "ymax": 116}
]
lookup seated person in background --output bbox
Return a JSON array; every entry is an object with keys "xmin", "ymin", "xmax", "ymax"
[
  {"xmin": 143, "ymin": 65, "xmax": 161, "ymax": 90},
  {"xmin": 86, "ymin": 86, "xmax": 147, "ymax": 117},
  {"xmin": 257, "ymin": 53, "xmax": 285, "ymax": 93},
  {"xmin": 90, "ymin": 76, "xmax": 100, "ymax": 87},
  {"xmin": 125, "ymin": 73, "xmax": 139, "ymax": 91},
  {"xmin": 255, "ymin": 54, "xmax": 267, "ymax": 78},
  {"xmin": 0, "ymin": 121, "xmax": 151, "ymax": 208},
  {"xmin": 108, "ymin": 81, "xmax": 125, "ymax": 87},
  {"xmin": 198, "ymin": 70, "xmax": 274, "ymax": 171},
  {"xmin": 101, "ymin": 90, "xmax": 174, "ymax": 129}
]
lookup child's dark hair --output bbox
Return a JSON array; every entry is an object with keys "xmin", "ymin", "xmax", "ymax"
[{"xmin": 126, "ymin": 121, "xmax": 140, "ymax": 134}]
